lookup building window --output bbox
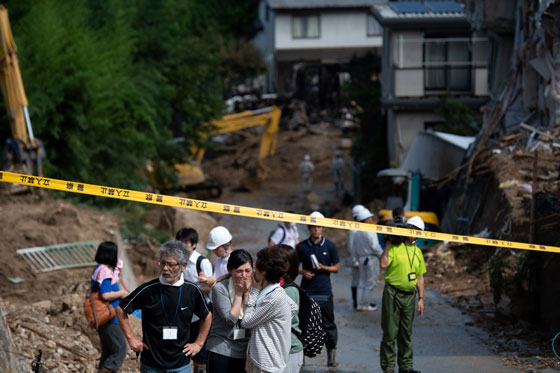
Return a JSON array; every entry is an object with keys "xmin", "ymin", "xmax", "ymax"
[
  {"xmin": 292, "ymin": 15, "xmax": 320, "ymax": 38},
  {"xmin": 424, "ymin": 36, "xmax": 471, "ymax": 91},
  {"xmin": 367, "ymin": 14, "xmax": 381, "ymax": 36}
]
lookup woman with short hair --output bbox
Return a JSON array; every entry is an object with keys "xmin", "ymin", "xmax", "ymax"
[
  {"xmin": 277, "ymin": 244, "xmax": 304, "ymax": 372},
  {"xmin": 241, "ymin": 247, "xmax": 298, "ymax": 373}
]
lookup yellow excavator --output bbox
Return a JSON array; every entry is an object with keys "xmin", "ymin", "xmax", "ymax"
[
  {"xmin": 0, "ymin": 5, "xmax": 45, "ymax": 185},
  {"xmin": 148, "ymin": 105, "xmax": 282, "ymax": 197}
]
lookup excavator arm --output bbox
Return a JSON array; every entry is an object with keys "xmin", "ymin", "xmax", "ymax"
[
  {"xmin": 193, "ymin": 105, "xmax": 281, "ymax": 163},
  {"xmin": 0, "ymin": 5, "xmax": 45, "ymax": 180}
]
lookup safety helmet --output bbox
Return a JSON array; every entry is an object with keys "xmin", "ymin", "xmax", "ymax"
[
  {"xmin": 304, "ymin": 154, "xmax": 310, "ymax": 161},
  {"xmin": 206, "ymin": 226, "xmax": 232, "ymax": 250},
  {"xmin": 309, "ymin": 211, "xmax": 325, "ymax": 219},
  {"xmin": 355, "ymin": 208, "xmax": 373, "ymax": 222},
  {"xmin": 351, "ymin": 204, "xmax": 366, "ymax": 220},
  {"xmin": 407, "ymin": 216, "xmax": 425, "ymax": 231}
]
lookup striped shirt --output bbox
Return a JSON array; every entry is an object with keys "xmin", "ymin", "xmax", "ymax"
[{"xmin": 241, "ymin": 286, "xmax": 297, "ymax": 372}]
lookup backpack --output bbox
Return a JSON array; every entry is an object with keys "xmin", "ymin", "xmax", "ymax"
[
  {"xmin": 283, "ymin": 282, "xmax": 326, "ymax": 358},
  {"xmin": 196, "ymin": 255, "xmax": 206, "ymax": 275},
  {"xmin": 268, "ymin": 224, "xmax": 286, "ymax": 245}
]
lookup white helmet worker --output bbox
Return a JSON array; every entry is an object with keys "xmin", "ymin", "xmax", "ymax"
[
  {"xmin": 355, "ymin": 208, "xmax": 373, "ymax": 222},
  {"xmin": 206, "ymin": 226, "xmax": 232, "ymax": 250},
  {"xmin": 351, "ymin": 204, "xmax": 366, "ymax": 220},
  {"xmin": 407, "ymin": 216, "xmax": 425, "ymax": 231},
  {"xmin": 309, "ymin": 211, "xmax": 325, "ymax": 219}
]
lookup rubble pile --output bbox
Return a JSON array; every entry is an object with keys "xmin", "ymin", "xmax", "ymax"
[{"xmin": 1, "ymin": 292, "xmax": 142, "ymax": 372}]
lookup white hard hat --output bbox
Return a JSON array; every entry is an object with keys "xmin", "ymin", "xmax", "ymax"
[
  {"xmin": 407, "ymin": 216, "xmax": 425, "ymax": 231},
  {"xmin": 355, "ymin": 208, "xmax": 373, "ymax": 222},
  {"xmin": 206, "ymin": 226, "xmax": 232, "ymax": 250},
  {"xmin": 309, "ymin": 211, "xmax": 325, "ymax": 219},
  {"xmin": 351, "ymin": 204, "xmax": 366, "ymax": 219},
  {"xmin": 304, "ymin": 154, "xmax": 310, "ymax": 161}
]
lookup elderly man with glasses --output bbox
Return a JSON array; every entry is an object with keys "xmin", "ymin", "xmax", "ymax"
[{"xmin": 117, "ymin": 240, "xmax": 212, "ymax": 373}]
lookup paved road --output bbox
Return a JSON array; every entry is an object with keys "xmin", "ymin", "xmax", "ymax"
[
  {"xmin": 301, "ymin": 263, "xmax": 519, "ymax": 372},
  {"xmin": 221, "ymin": 212, "xmax": 520, "ymax": 373}
]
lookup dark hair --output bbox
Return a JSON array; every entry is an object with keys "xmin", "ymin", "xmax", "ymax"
[
  {"xmin": 175, "ymin": 227, "xmax": 198, "ymax": 245},
  {"xmin": 276, "ymin": 244, "xmax": 299, "ymax": 283},
  {"xmin": 95, "ymin": 241, "xmax": 118, "ymax": 269},
  {"xmin": 392, "ymin": 207, "xmax": 404, "ymax": 218},
  {"xmin": 256, "ymin": 247, "xmax": 289, "ymax": 284},
  {"xmin": 227, "ymin": 249, "xmax": 253, "ymax": 271}
]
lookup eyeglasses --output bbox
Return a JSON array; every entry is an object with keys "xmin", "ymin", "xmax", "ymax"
[{"xmin": 158, "ymin": 260, "xmax": 181, "ymax": 268}]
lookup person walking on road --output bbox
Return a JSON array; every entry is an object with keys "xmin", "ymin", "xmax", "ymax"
[
  {"xmin": 91, "ymin": 241, "xmax": 129, "ymax": 373},
  {"xmin": 117, "ymin": 240, "xmax": 212, "ymax": 373},
  {"xmin": 299, "ymin": 154, "xmax": 315, "ymax": 193},
  {"xmin": 296, "ymin": 211, "xmax": 341, "ymax": 368},
  {"xmin": 176, "ymin": 228, "xmax": 213, "ymax": 373},
  {"xmin": 353, "ymin": 207, "xmax": 383, "ymax": 311},
  {"xmin": 348, "ymin": 204, "xmax": 366, "ymax": 309},
  {"xmin": 331, "ymin": 150, "xmax": 345, "ymax": 197},
  {"xmin": 379, "ymin": 216, "xmax": 426, "ymax": 373}
]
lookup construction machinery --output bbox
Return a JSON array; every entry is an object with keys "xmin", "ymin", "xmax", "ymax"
[
  {"xmin": 147, "ymin": 105, "xmax": 281, "ymax": 197},
  {"xmin": 0, "ymin": 5, "xmax": 45, "ymax": 183}
]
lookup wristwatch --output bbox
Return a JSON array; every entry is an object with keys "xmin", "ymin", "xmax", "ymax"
[{"xmin": 418, "ymin": 297, "xmax": 423, "ymax": 300}]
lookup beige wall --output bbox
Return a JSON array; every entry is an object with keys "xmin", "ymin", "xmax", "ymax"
[
  {"xmin": 391, "ymin": 31, "xmax": 423, "ymax": 68},
  {"xmin": 392, "ymin": 112, "xmax": 442, "ymax": 164},
  {"xmin": 395, "ymin": 69, "xmax": 424, "ymax": 97}
]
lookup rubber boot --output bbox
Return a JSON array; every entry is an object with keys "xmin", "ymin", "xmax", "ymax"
[
  {"xmin": 327, "ymin": 348, "xmax": 339, "ymax": 367},
  {"xmin": 351, "ymin": 286, "xmax": 357, "ymax": 309}
]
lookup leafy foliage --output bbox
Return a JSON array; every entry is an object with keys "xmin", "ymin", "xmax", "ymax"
[
  {"xmin": 0, "ymin": 0, "xmax": 260, "ymax": 192},
  {"xmin": 434, "ymin": 94, "xmax": 479, "ymax": 136},
  {"xmin": 341, "ymin": 52, "xmax": 386, "ymax": 202}
]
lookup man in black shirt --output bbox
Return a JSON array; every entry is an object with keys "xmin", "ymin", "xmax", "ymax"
[{"xmin": 117, "ymin": 240, "xmax": 212, "ymax": 373}]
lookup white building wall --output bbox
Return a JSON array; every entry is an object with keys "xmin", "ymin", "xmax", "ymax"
[{"xmin": 275, "ymin": 11, "xmax": 382, "ymax": 50}]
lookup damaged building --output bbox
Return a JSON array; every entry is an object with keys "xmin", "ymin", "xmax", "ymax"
[
  {"xmin": 371, "ymin": 1, "xmax": 490, "ymax": 165},
  {"xmin": 442, "ymin": 0, "xmax": 560, "ymax": 334}
]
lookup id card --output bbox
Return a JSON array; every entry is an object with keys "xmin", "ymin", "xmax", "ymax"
[
  {"xmin": 163, "ymin": 326, "xmax": 178, "ymax": 340},
  {"xmin": 233, "ymin": 328, "xmax": 246, "ymax": 340},
  {"xmin": 408, "ymin": 272, "xmax": 417, "ymax": 281}
]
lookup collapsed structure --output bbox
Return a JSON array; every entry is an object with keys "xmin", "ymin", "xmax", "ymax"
[{"xmin": 442, "ymin": 0, "xmax": 560, "ymax": 333}]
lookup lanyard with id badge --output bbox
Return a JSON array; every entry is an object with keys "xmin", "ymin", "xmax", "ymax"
[
  {"xmin": 405, "ymin": 244, "xmax": 418, "ymax": 282},
  {"xmin": 160, "ymin": 284, "xmax": 182, "ymax": 340}
]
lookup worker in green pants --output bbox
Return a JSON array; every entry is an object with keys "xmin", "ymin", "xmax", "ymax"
[{"xmin": 379, "ymin": 216, "xmax": 426, "ymax": 373}]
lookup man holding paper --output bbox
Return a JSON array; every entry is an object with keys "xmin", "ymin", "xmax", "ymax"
[{"xmin": 296, "ymin": 211, "xmax": 341, "ymax": 368}]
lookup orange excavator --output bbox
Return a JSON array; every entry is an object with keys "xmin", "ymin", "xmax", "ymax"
[{"xmin": 0, "ymin": 5, "xmax": 45, "ymax": 187}]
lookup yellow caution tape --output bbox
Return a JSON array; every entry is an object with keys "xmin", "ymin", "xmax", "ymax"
[{"xmin": 1, "ymin": 171, "xmax": 559, "ymax": 254}]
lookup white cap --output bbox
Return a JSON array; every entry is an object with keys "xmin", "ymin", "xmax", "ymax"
[
  {"xmin": 309, "ymin": 211, "xmax": 324, "ymax": 219},
  {"xmin": 351, "ymin": 204, "xmax": 366, "ymax": 219},
  {"xmin": 206, "ymin": 226, "xmax": 232, "ymax": 250},
  {"xmin": 355, "ymin": 208, "xmax": 373, "ymax": 222},
  {"xmin": 407, "ymin": 216, "xmax": 425, "ymax": 231}
]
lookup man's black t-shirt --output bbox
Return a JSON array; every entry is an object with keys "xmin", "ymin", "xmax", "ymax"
[{"xmin": 120, "ymin": 276, "xmax": 210, "ymax": 370}]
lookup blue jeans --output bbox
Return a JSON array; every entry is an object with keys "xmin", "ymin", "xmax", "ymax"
[{"xmin": 140, "ymin": 363, "xmax": 191, "ymax": 373}]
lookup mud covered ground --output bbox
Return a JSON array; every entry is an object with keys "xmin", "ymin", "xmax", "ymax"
[{"xmin": 0, "ymin": 123, "xmax": 559, "ymax": 371}]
